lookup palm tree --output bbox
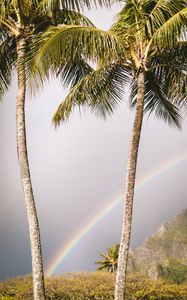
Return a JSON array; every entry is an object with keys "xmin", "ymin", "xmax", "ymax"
[
  {"xmin": 95, "ymin": 244, "xmax": 120, "ymax": 273},
  {"xmin": 0, "ymin": 1, "xmax": 115, "ymax": 299},
  {"xmin": 31, "ymin": 1, "xmax": 187, "ymax": 299}
]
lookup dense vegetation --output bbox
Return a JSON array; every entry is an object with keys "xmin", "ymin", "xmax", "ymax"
[
  {"xmin": 158, "ymin": 259, "xmax": 187, "ymax": 284},
  {"xmin": 1, "ymin": 272, "xmax": 187, "ymax": 300}
]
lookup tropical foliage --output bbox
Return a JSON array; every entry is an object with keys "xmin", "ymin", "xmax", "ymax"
[
  {"xmin": 95, "ymin": 244, "xmax": 120, "ymax": 272},
  {"xmin": 0, "ymin": 0, "xmax": 102, "ymax": 97},
  {"xmin": 32, "ymin": 1, "xmax": 187, "ymax": 127}
]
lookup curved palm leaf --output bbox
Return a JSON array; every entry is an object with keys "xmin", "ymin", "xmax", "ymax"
[
  {"xmin": 57, "ymin": 55, "xmax": 93, "ymax": 88},
  {"xmin": 150, "ymin": 42, "xmax": 187, "ymax": 108},
  {"xmin": 31, "ymin": 25, "xmax": 120, "ymax": 76},
  {"xmin": 144, "ymin": 0, "xmax": 187, "ymax": 31},
  {"xmin": 51, "ymin": 8, "xmax": 95, "ymax": 26},
  {"xmin": 111, "ymin": 0, "xmax": 145, "ymax": 39},
  {"xmin": 144, "ymin": 71, "xmax": 182, "ymax": 128},
  {"xmin": 130, "ymin": 69, "xmax": 182, "ymax": 128},
  {"xmin": 0, "ymin": 0, "xmax": 16, "ymax": 19},
  {"xmin": 142, "ymin": 0, "xmax": 187, "ymax": 54},
  {"xmin": 25, "ymin": 9, "xmax": 96, "ymax": 87},
  {"xmin": 0, "ymin": 29, "xmax": 16, "ymax": 99},
  {"xmin": 53, "ymin": 63, "xmax": 131, "ymax": 125},
  {"xmin": 26, "ymin": 6, "xmax": 101, "ymax": 93},
  {"xmin": 41, "ymin": 0, "xmax": 118, "ymax": 12},
  {"xmin": 29, "ymin": 25, "xmax": 122, "ymax": 92}
]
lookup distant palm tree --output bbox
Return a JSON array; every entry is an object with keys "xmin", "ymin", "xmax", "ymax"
[
  {"xmin": 31, "ymin": 1, "xmax": 187, "ymax": 299},
  {"xmin": 95, "ymin": 244, "xmax": 120, "ymax": 273},
  {"xmin": 0, "ymin": 1, "xmax": 115, "ymax": 299}
]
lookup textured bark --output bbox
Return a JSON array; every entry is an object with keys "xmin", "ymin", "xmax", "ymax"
[
  {"xmin": 115, "ymin": 70, "xmax": 145, "ymax": 300},
  {"xmin": 16, "ymin": 31, "xmax": 46, "ymax": 300}
]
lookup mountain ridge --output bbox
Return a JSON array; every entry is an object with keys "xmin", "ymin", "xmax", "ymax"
[{"xmin": 129, "ymin": 209, "xmax": 187, "ymax": 281}]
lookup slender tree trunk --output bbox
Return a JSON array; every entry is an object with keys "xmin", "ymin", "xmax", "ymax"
[
  {"xmin": 115, "ymin": 70, "xmax": 145, "ymax": 300},
  {"xmin": 16, "ymin": 30, "xmax": 46, "ymax": 300}
]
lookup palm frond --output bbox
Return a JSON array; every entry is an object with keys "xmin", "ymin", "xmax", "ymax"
[
  {"xmin": 31, "ymin": 25, "xmax": 120, "ymax": 81},
  {"xmin": 51, "ymin": 8, "xmax": 95, "ymax": 26},
  {"xmin": 112, "ymin": 0, "xmax": 144, "ymax": 37},
  {"xmin": 151, "ymin": 3, "xmax": 187, "ymax": 48},
  {"xmin": 0, "ymin": 30, "xmax": 16, "ymax": 100},
  {"xmin": 144, "ymin": 71, "xmax": 182, "ymax": 128},
  {"xmin": 53, "ymin": 63, "xmax": 131, "ymax": 126},
  {"xmin": 40, "ymin": 0, "xmax": 116, "ymax": 13},
  {"xmin": 95, "ymin": 244, "xmax": 119, "ymax": 272},
  {"xmin": 0, "ymin": 0, "xmax": 15, "ymax": 20},
  {"xmin": 130, "ymin": 69, "xmax": 182, "ymax": 128},
  {"xmin": 57, "ymin": 56, "xmax": 93, "ymax": 88},
  {"xmin": 150, "ymin": 42, "xmax": 187, "ymax": 110}
]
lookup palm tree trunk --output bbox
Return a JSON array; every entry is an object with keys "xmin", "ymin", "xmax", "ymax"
[
  {"xmin": 16, "ymin": 30, "xmax": 46, "ymax": 300},
  {"xmin": 115, "ymin": 70, "xmax": 145, "ymax": 300}
]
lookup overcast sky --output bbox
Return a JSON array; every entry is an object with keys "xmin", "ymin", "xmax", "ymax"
[{"xmin": 0, "ymin": 4, "xmax": 187, "ymax": 280}]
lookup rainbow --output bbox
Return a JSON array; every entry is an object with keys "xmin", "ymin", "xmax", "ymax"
[{"xmin": 46, "ymin": 151, "xmax": 187, "ymax": 276}]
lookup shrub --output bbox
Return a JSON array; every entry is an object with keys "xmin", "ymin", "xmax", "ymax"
[{"xmin": 0, "ymin": 272, "xmax": 187, "ymax": 299}]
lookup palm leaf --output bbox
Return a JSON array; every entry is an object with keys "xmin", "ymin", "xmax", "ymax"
[
  {"xmin": 51, "ymin": 8, "xmax": 95, "ymax": 26},
  {"xmin": 130, "ymin": 70, "xmax": 182, "ymax": 128},
  {"xmin": 151, "ymin": 3, "xmax": 187, "ymax": 48},
  {"xmin": 57, "ymin": 55, "xmax": 93, "ymax": 88},
  {"xmin": 30, "ymin": 25, "xmax": 120, "ymax": 85},
  {"xmin": 112, "ymin": 0, "xmax": 144, "ymax": 37},
  {"xmin": 0, "ymin": 30, "xmax": 16, "ymax": 99},
  {"xmin": 150, "ymin": 42, "xmax": 187, "ymax": 108},
  {"xmin": 53, "ymin": 63, "xmax": 131, "ymax": 126},
  {"xmin": 0, "ymin": 0, "xmax": 15, "ymax": 19},
  {"xmin": 41, "ymin": 0, "xmax": 117, "ymax": 12},
  {"xmin": 144, "ymin": 71, "xmax": 182, "ymax": 128}
]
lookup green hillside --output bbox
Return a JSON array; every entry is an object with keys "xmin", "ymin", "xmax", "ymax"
[{"xmin": 129, "ymin": 209, "xmax": 187, "ymax": 282}]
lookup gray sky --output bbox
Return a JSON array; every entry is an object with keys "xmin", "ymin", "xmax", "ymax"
[{"xmin": 0, "ymin": 4, "xmax": 187, "ymax": 280}]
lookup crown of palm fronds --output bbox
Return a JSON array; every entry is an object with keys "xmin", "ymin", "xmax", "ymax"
[
  {"xmin": 0, "ymin": 0, "xmax": 117, "ymax": 99},
  {"xmin": 95, "ymin": 244, "xmax": 120, "ymax": 273},
  {"xmin": 30, "ymin": 0, "xmax": 187, "ymax": 127}
]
